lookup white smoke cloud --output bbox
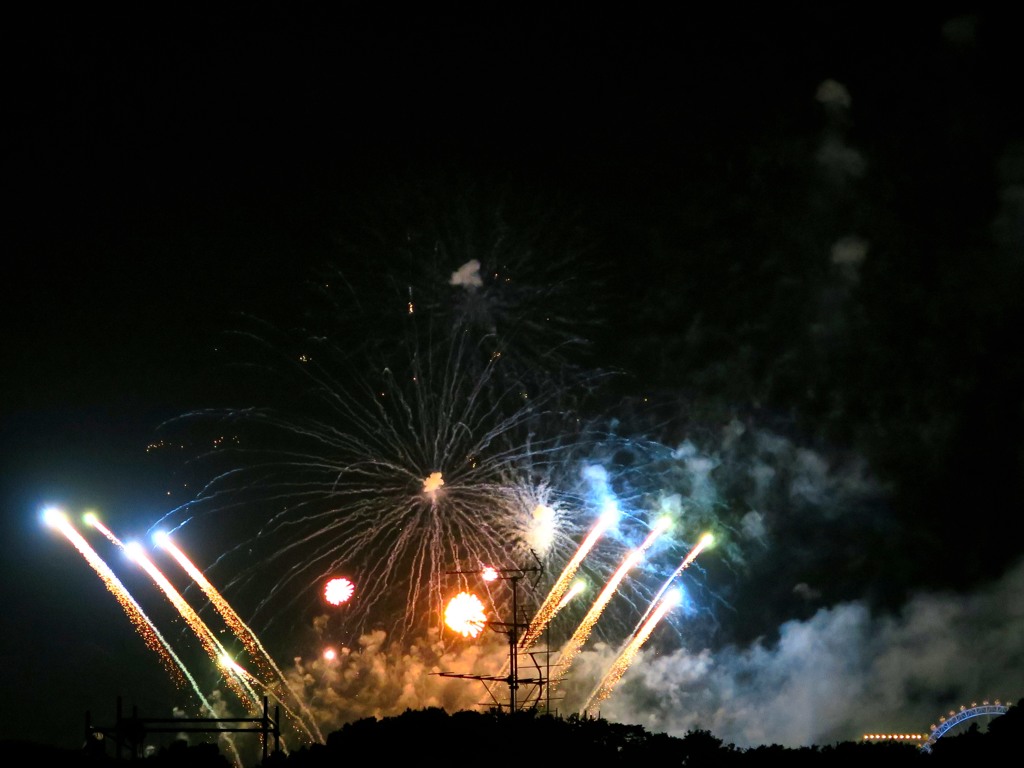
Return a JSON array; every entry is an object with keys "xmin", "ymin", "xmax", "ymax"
[
  {"xmin": 450, "ymin": 259, "xmax": 483, "ymax": 289},
  {"xmin": 558, "ymin": 556, "xmax": 1024, "ymax": 748},
  {"xmin": 814, "ymin": 78, "xmax": 865, "ymax": 181},
  {"xmin": 283, "ymin": 627, "xmax": 510, "ymax": 736},
  {"xmin": 270, "ymin": 418, "xmax": 1019, "ymax": 752},
  {"xmin": 274, "ymin": 555, "xmax": 1023, "ymax": 751}
]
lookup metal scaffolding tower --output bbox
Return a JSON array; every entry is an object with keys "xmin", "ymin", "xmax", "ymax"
[
  {"xmin": 85, "ymin": 695, "xmax": 281, "ymax": 762},
  {"xmin": 435, "ymin": 553, "xmax": 557, "ymax": 712}
]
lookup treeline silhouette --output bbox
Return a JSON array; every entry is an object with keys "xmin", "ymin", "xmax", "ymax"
[{"xmin": 5, "ymin": 700, "xmax": 1019, "ymax": 767}]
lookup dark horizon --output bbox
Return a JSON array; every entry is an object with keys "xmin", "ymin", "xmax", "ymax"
[{"xmin": 4, "ymin": 697, "xmax": 1021, "ymax": 767}]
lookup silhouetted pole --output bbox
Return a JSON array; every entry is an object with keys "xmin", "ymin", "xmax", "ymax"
[
  {"xmin": 507, "ymin": 573, "xmax": 521, "ymax": 712},
  {"xmin": 546, "ymin": 622, "xmax": 551, "ymax": 714},
  {"xmin": 262, "ymin": 697, "xmax": 269, "ymax": 762}
]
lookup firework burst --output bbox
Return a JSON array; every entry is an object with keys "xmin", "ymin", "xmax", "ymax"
[
  {"xmin": 136, "ymin": 185, "xmax": 773, "ymax": 724},
  {"xmin": 324, "ymin": 578, "xmax": 355, "ymax": 606},
  {"xmin": 152, "ymin": 307, "xmax": 594, "ymax": 648},
  {"xmin": 307, "ymin": 175, "xmax": 610, "ymax": 391},
  {"xmin": 444, "ymin": 592, "xmax": 488, "ymax": 638}
]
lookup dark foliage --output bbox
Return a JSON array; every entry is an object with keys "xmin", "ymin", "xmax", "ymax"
[{"xmin": 6, "ymin": 700, "xmax": 1019, "ymax": 767}]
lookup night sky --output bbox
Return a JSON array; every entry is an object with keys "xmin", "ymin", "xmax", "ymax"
[{"xmin": 3, "ymin": 6, "xmax": 1022, "ymax": 758}]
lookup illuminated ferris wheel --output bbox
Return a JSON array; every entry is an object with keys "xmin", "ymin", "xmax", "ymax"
[
  {"xmin": 920, "ymin": 700, "xmax": 1011, "ymax": 753},
  {"xmin": 864, "ymin": 699, "xmax": 1014, "ymax": 753}
]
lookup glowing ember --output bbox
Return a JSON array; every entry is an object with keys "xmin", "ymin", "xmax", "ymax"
[
  {"xmin": 422, "ymin": 471, "xmax": 444, "ymax": 497},
  {"xmin": 481, "ymin": 566, "xmax": 499, "ymax": 581},
  {"xmin": 323, "ymin": 648, "xmax": 336, "ymax": 661},
  {"xmin": 325, "ymin": 577, "xmax": 355, "ymax": 605},
  {"xmin": 444, "ymin": 592, "xmax": 487, "ymax": 638}
]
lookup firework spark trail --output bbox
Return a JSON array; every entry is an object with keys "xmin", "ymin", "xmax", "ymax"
[
  {"xmin": 154, "ymin": 533, "xmax": 324, "ymax": 744},
  {"xmin": 44, "ymin": 510, "xmax": 247, "ymax": 768},
  {"xmin": 221, "ymin": 658, "xmax": 306, "ymax": 755},
  {"xmin": 518, "ymin": 504, "xmax": 619, "ymax": 650},
  {"xmin": 551, "ymin": 517, "xmax": 671, "ymax": 688},
  {"xmin": 582, "ymin": 588, "xmax": 683, "ymax": 716},
  {"xmin": 45, "ymin": 509, "xmax": 181, "ymax": 684},
  {"xmin": 85, "ymin": 513, "xmax": 124, "ymax": 547},
  {"xmin": 121, "ymin": 541, "xmax": 261, "ymax": 711},
  {"xmin": 631, "ymin": 532, "xmax": 713, "ymax": 636},
  {"xmin": 83, "ymin": 517, "xmax": 248, "ymax": 700}
]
